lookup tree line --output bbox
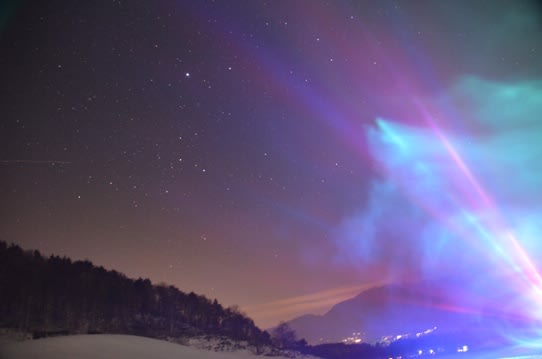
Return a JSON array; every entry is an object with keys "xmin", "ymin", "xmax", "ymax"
[{"xmin": 0, "ymin": 241, "xmax": 271, "ymax": 350}]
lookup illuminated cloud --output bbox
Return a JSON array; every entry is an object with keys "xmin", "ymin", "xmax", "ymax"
[{"xmin": 334, "ymin": 77, "xmax": 542, "ymax": 314}]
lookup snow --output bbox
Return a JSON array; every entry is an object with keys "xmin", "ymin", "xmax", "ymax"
[{"xmin": 0, "ymin": 334, "xmax": 316, "ymax": 359}]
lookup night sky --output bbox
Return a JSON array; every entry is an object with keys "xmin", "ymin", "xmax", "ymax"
[{"xmin": 1, "ymin": 0, "xmax": 542, "ymax": 329}]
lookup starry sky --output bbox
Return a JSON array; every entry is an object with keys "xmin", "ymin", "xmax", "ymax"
[{"xmin": 1, "ymin": 0, "xmax": 542, "ymax": 329}]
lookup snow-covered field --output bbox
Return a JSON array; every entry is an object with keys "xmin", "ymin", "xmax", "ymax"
[{"xmin": 0, "ymin": 334, "xmax": 313, "ymax": 359}]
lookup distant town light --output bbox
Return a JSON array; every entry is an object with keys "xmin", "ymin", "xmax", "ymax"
[{"xmin": 457, "ymin": 345, "xmax": 469, "ymax": 353}]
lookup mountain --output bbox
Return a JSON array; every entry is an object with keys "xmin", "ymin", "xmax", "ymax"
[{"xmin": 287, "ymin": 280, "xmax": 499, "ymax": 344}]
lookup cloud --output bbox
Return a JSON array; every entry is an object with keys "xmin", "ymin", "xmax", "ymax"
[
  {"xmin": 446, "ymin": 77, "xmax": 542, "ymax": 203},
  {"xmin": 448, "ymin": 76, "xmax": 542, "ymax": 130},
  {"xmin": 334, "ymin": 77, "xmax": 542, "ymax": 290}
]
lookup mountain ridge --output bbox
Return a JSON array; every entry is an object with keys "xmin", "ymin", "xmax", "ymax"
[{"xmin": 286, "ymin": 279, "xmax": 497, "ymax": 344}]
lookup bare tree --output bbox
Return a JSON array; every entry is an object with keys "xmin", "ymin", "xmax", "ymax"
[{"xmin": 271, "ymin": 321, "xmax": 297, "ymax": 349}]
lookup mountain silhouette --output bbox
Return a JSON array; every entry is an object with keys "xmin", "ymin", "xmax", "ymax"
[{"xmin": 287, "ymin": 279, "xmax": 509, "ymax": 344}]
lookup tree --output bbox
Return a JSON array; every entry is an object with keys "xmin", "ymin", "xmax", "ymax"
[{"xmin": 271, "ymin": 322, "xmax": 297, "ymax": 349}]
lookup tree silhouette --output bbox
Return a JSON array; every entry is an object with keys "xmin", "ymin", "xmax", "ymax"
[
  {"xmin": 0, "ymin": 241, "xmax": 272, "ymax": 348},
  {"xmin": 271, "ymin": 321, "xmax": 298, "ymax": 349}
]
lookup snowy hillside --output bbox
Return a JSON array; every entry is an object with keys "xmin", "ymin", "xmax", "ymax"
[{"xmin": 0, "ymin": 334, "xmax": 318, "ymax": 359}]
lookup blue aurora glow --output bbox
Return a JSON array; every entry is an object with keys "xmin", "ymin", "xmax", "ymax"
[{"xmin": 336, "ymin": 77, "xmax": 542, "ymax": 338}]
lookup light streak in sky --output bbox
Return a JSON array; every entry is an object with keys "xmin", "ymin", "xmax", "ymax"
[
  {"xmin": 0, "ymin": 160, "xmax": 71, "ymax": 164},
  {"xmin": 417, "ymin": 104, "xmax": 542, "ymax": 306},
  {"xmin": 244, "ymin": 282, "xmax": 384, "ymax": 328}
]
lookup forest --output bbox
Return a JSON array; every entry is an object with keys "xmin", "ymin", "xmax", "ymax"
[{"xmin": 0, "ymin": 241, "xmax": 271, "ymax": 350}]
